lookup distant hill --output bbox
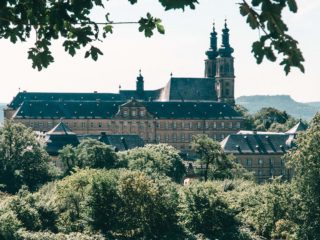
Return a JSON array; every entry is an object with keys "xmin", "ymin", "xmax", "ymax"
[
  {"xmin": 236, "ymin": 95, "xmax": 320, "ymax": 120},
  {"xmin": 0, "ymin": 104, "xmax": 5, "ymax": 125}
]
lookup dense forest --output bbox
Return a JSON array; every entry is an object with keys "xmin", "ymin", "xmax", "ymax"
[{"xmin": 0, "ymin": 112, "xmax": 320, "ymax": 239}]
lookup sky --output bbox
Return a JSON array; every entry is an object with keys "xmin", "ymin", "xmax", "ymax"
[{"xmin": 0, "ymin": 0, "xmax": 319, "ymax": 104}]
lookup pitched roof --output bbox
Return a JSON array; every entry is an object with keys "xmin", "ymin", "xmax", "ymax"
[
  {"xmin": 159, "ymin": 77, "xmax": 217, "ymax": 101},
  {"xmin": 47, "ymin": 121, "xmax": 76, "ymax": 135},
  {"xmin": 13, "ymin": 100, "xmax": 241, "ymax": 120},
  {"xmin": 221, "ymin": 133, "xmax": 292, "ymax": 154},
  {"xmin": 8, "ymin": 77, "xmax": 218, "ymax": 109},
  {"xmin": 45, "ymin": 122, "xmax": 79, "ymax": 156},
  {"xmin": 99, "ymin": 134, "xmax": 145, "ymax": 151},
  {"xmin": 78, "ymin": 134, "xmax": 145, "ymax": 151},
  {"xmin": 286, "ymin": 120, "xmax": 308, "ymax": 134}
]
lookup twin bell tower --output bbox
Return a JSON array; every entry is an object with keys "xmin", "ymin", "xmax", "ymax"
[{"xmin": 205, "ymin": 21, "xmax": 235, "ymax": 105}]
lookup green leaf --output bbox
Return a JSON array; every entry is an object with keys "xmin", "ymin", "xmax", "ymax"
[
  {"xmin": 287, "ymin": 0, "xmax": 298, "ymax": 13},
  {"xmin": 156, "ymin": 22, "xmax": 165, "ymax": 34}
]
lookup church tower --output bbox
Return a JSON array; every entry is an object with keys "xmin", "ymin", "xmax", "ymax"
[
  {"xmin": 204, "ymin": 23, "xmax": 219, "ymax": 78},
  {"xmin": 215, "ymin": 20, "xmax": 235, "ymax": 105}
]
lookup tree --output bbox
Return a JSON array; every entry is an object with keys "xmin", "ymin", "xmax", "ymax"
[
  {"xmin": 234, "ymin": 105, "xmax": 255, "ymax": 130},
  {"xmin": 118, "ymin": 144, "xmax": 186, "ymax": 183},
  {"xmin": 0, "ymin": 0, "xmax": 303, "ymax": 73},
  {"xmin": 59, "ymin": 145, "xmax": 77, "ymax": 175},
  {"xmin": 76, "ymin": 139, "xmax": 117, "ymax": 169},
  {"xmin": 285, "ymin": 113, "xmax": 320, "ymax": 239},
  {"xmin": 0, "ymin": 121, "xmax": 59, "ymax": 193},
  {"xmin": 88, "ymin": 170, "xmax": 184, "ymax": 239},
  {"xmin": 179, "ymin": 181, "xmax": 247, "ymax": 239},
  {"xmin": 251, "ymin": 107, "xmax": 298, "ymax": 132},
  {"xmin": 191, "ymin": 134, "xmax": 250, "ymax": 181}
]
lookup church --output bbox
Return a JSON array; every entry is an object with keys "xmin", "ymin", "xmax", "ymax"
[{"xmin": 4, "ymin": 22, "xmax": 243, "ymax": 153}]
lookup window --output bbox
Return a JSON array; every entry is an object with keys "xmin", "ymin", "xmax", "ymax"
[
  {"xmin": 165, "ymin": 122, "xmax": 169, "ymax": 129},
  {"xmin": 189, "ymin": 134, "xmax": 193, "ymax": 141},
  {"xmin": 140, "ymin": 110, "xmax": 145, "ymax": 117},
  {"xmin": 172, "ymin": 133, "xmax": 177, "ymax": 142},
  {"xmin": 221, "ymin": 134, "xmax": 225, "ymax": 140},
  {"xmin": 197, "ymin": 122, "xmax": 201, "ymax": 129},
  {"xmin": 189, "ymin": 122, "xmax": 193, "ymax": 129},
  {"xmin": 148, "ymin": 133, "xmax": 153, "ymax": 141},
  {"xmin": 213, "ymin": 122, "xmax": 217, "ymax": 129},
  {"xmin": 258, "ymin": 159, "xmax": 263, "ymax": 165},
  {"xmin": 246, "ymin": 159, "xmax": 252, "ymax": 167},
  {"xmin": 236, "ymin": 122, "xmax": 241, "ymax": 129},
  {"xmin": 229, "ymin": 122, "xmax": 232, "ymax": 129},
  {"xmin": 156, "ymin": 122, "xmax": 160, "ymax": 128},
  {"xmin": 165, "ymin": 135, "xmax": 169, "ymax": 142},
  {"xmin": 181, "ymin": 122, "xmax": 185, "ymax": 128},
  {"xmin": 205, "ymin": 122, "xmax": 209, "ymax": 129},
  {"xmin": 173, "ymin": 122, "xmax": 177, "ymax": 129},
  {"xmin": 269, "ymin": 159, "xmax": 273, "ymax": 167},
  {"xmin": 73, "ymin": 122, "xmax": 77, "ymax": 128},
  {"xmin": 156, "ymin": 134, "xmax": 161, "ymax": 142},
  {"xmin": 98, "ymin": 122, "xmax": 102, "ymax": 128},
  {"xmin": 131, "ymin": 110, "xmax": 136, "ymax": 117},
  {"xmin": 123, "ymin": 109, "xmax": 128, "ymax": 116},
  {"xmin": 225, "ymin": 89, "xmax": 230, "ymax": 96},
  {"xmin": 258, "ymin": 170, "xmax": 263, "ymax": 176},
  {"xmin": 225, "ymin": 63, "xmax": 230, "ymax": 73},
  {"xmin": 221, "ymin": 122, "xmax": 225, "ymax": 129},
  {"xmin": 90, "ymin": 122, "xmax": 94, "ymax": 128}
]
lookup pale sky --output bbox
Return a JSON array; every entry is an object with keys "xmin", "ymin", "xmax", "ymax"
[{"xmin": 0, "ymin": 0, "xmax": 319, "ymax": 103}]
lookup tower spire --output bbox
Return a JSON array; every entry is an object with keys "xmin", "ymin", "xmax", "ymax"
[
  {"xmin": 204, "ymin": 21, "xmax": 219, "ymax": 79},
  {"xmin": 136, "ymin": 69, "xmax": 144, "ymax": 97},
  {"xmin": 219, "ymin": 19, "xmax": 234, "ymax": 57},
  {"xmin": 215, "ymin": 20, "xmax": 235, "ymax": 105},
  {"xmin": 206, "ymin": 21, "xmax": 219, "ymax": 60}
]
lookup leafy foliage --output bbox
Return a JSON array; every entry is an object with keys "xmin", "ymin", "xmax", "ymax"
[
  {"xmin": 239, "ymin": 0, "xmax": 304, "ymax": 74},
  {"xmin": 59, "ymin": 139, "xmax": 117, "ymax": 174},
  {"xmin": 0, "ymin": 121, "xmax": 59, "ymax": 193},
  {"xmin": 285, "ymin": 113, "xmax": 320, "ymax": 239},
  {"xmin": 118, "ymin": 144, "xmax": 186, "ymax": 183},
  {"xmin": 191, "ymin": 134, "xmax": 252, "ymax": 181},
  {"xmin": 0, "ymin": 0, "xmax": 303, "ymax": 73},
  {"xmin": 179, "ymin": 181, "xmax": 246, "ymax": 239},
  {"xmin": 236, "ymin": 105, "xmax": 304, "ymax": 132}
]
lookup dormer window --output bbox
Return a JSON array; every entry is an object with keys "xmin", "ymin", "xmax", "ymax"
[
  {"xmin": 123, "ymin": 110, "xmax": 128, "ymax": 117},
  {"xmin": 140, "ymin": 110, "xmax": 145, "ymax": 117},
  {"xmin": 132, "ymin": 110, "xmax": 136, "ymax": 117}
]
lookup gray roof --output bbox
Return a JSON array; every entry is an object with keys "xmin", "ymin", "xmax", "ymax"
[
  {"xmin": 99, "ymin": 134, "xmax": 145, "ymax": 151},
  {"xmin": 286, "ymin": 120, "xmax": 308, "ymax": 134},
  {"xmin": 221, "ymin": 133, "xmax": 293, "ymax": 154},
  {"xmin": 159, "ymin": 77, "xmax": 217, "ymax": 101},
  {"xmin": 45, "ymin": 122, "xmax": 79, "ymax": 156},
  {"xmin": 47, "ymin": 121, "xmax": 76, "ymax": 135},
  {"xmin": 8, "ymin": 77, "xmax": 218, "ymax": 110},
  {"xmin": 78, "ymin": 134, "xmax": 145, "ymax": 151},
  {"xmin": 13, "ymin": 100, "xmax": 241, "ymax": 120}
]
